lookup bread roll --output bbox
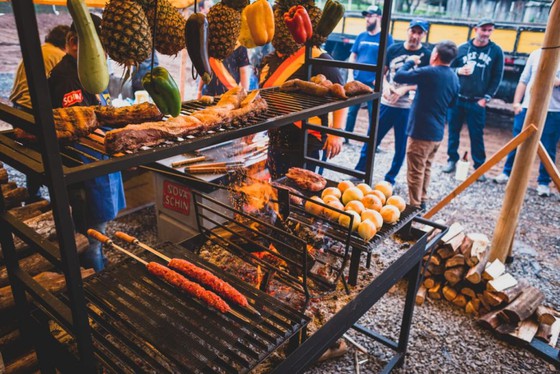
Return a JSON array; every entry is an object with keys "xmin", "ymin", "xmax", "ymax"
[{"xmin": 380, "ymin": 205, "xmax": 400, "ymax": 224}]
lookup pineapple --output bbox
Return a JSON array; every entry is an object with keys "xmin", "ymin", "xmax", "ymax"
[
  {"xmin": 222, "ymin": 0, "xmax": 249, "ymax": 12},
  {"xmin": 271, "ymin": 6, "xmax": 300, "ymax": 56},
  {"xmin": 142, "ymin": 0, "xmax": 186, "ymax": 56},
  {"xmin": 306, "ymin": 5, "xmax": 327, "ymax": 47},
  {"xmin": 207, "ymin": 2, "xmax": 241, "ymax": 59},
  {"xmin": 101, "ymin": 0, "xmax": 152, "ymax": 67}
]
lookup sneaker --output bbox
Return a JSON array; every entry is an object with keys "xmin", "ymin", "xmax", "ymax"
[
  {"xmin": 537, "ymin": 184, "xmax": 550, "ymax": 197},
  {"xmin": 442, "ymin": 161, "xmax": 456, "ymax": 173},
  {"xmin": 493, "ymin": 173, "xmax": 509, "ymax": 184},
  {"xmin": 477, "ymin": 174, "xmax": 487, "ymax": 182}
]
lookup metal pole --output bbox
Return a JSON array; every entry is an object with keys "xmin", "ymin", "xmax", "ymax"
[{"xmin": 490, "ymin": 1, "xmax": 560, "ymax": 262}]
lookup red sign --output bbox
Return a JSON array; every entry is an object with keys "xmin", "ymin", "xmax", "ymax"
[
  {"xmin": 62, "ymin": 89, "xmax": 83, "ymax": 107},
  {"xmin": 162, "ymin": 180, "xmax": 191, "ymax": 215}
]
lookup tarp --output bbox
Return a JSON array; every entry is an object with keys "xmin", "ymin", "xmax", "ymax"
[{"xmin": 0, "ymin": 0, "xmax": 194, "ymax": 8}]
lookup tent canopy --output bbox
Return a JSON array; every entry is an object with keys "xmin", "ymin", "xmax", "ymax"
[{"xmin": 1, "ymin": 0, "xmax": 194, "ymax": 8}]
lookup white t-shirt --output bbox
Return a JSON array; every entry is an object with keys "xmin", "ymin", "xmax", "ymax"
[{"xmin": 520, "ymin": 49, "xmax": 560, "ymax": 111}]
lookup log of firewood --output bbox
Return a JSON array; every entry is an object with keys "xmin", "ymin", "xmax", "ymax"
[
  {"xmin": 507, "ymin": 318, "xmax": 539, "ymax": 343},
  {"xmin": 465, "ymin": 248, "xmax": 491, "ymax": 284},
  {"xmin": 0, "ymin": 168, "xmax": 8, "ymax": 184},
  {"xmin": 436, "ymin": 245, "xmax": 455, "ymax": 260},
  {"xmin": 416, "ymin": 285, "xmax": 427, "ymax": 305},
  {"xmin": 8, "ymin": 200, "xmax": 50, "ymax": 221},
  {"xmin": 1, "ymin": 181, "xmax": 17, "ymax": 194},
  {"xmin": 536, "ymin": 321, "xmax": 553, "ymax": 343},
  {"xmin": 443, "ymin": 285, "xmax": 458, "ymax": 301},
  {"xmin": 0, "ymin": 269, "xmax": 94, "ymax": 311},
  {"xmin": 477, "ymin": 292, "xmax": 493, "ymax": 311},
  {"xmin": 535, "ymin": 306, "xmax": 556, "ymax": 325},
  {"xmin": 423, "ymin": 277, "xmax": 437, "ymax": 289},
  {"xmin": 4, "ymin": 351, "xmax": 38, "ymax": 373},
  {"xmin": 440, "ymin": 222, "xmax": 464, "ymax": 244},
  {"xmin": 482, "ymin": 259, "xmax": 506, "ymax": 281},
  {"xmin": 483, "ymin": 290, "xmax": 504, "ymax": 307},
  {"xmin": 444, "ymin": 266, "xmax": 467, "ymax": 286},
  {"xmin": 487, "ymin": 273, "xmax": 518, "ymax": 292},
  {"xmin": 0, "ymin": 253, "xmax": 55, "ymax": 288},
  {"xmin": 445, "ymin": 254, "xmax": 465, "ymax": 268},
  {"xmin": 499, "ymin": 286, "xmax": 544, "ymax": 325},
  {"xmin": 428, "ymin": 282, "xmax": 442, "ymax": 299},
  {"xmin": 452, "ymin": 294, "xmax": 468, "ymax": 308},
  {"xmin": 461, "ymin": 287, "xmax": 477, "ymax": 299},
  {"xmin": 494, "ymin": 278, "xmax": 528, "ymax": 303},
  {"xmin": 479, "ymin": 309, "xmax": 504, "ymax": 330},
  {"xmin": 3, "ymin": 187, "xmax": 28, "ymax": 209},
  {"xmin": 426, "ymin": 263, "xmax": 445, "ymax": 276},
  {"xmin": 547, "ymin": 318, "xmax": 560, "ymax": 347},
  {"xmin": 466, "ymin": 298, "xmax": 481, "ymax": 314},
  {"xmin": 423, "ymin": 253, "xmax": 442, "ymax": 266},
  {"xmin": 442, "ymin": 231, "xmax": 465, "ymax": 252}
]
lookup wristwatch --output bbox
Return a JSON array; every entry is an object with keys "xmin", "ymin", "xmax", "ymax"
[{"xmin": 484, "ymin": 95, "xmax": 492, "ymax": 103}]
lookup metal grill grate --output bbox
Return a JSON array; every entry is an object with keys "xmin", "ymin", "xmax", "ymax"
[{"xmin": 56, "ymin": 244, "xmax": 308, "ymax": 373}]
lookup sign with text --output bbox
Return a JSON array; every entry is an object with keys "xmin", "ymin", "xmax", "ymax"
[{"xmin": 162, "ymin": 180, "xmax": 191, "ymax": 215}]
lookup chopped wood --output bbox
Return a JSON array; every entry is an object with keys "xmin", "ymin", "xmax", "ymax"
[
  {"xmin": 466, "ymin": 301, "xmax": 477, "ymax": 314},
  {"xmin": 458, "ymin": 234, "xmax": 473, "ymax": 258},
  {"xmin": 0, "ymin": 253, "xmax": 54, "ymax": 288},
  {"xmin": 423, "ymin": 277, "xmax": 437, "ymax": 289},
  {"xmin": 499, "ymin": 286, "xmax": 544, "ymax": 324},
  {"xmin": 428, "ymin": 282, "xmax": 442, "ymax": 299},
  {"xmin": 465, "ymin": 248, "xmax": 491, "ymax": 284},
  {"xmin": 466, "ymin": 233, "xmax": 489, "ymax": 260},
  {"xmin": 436, "ymin": 245, "xmax": 455, "ymax": 260},
  {"xmin": 445, "ymin": 254, "xmax": 465, "ymax": 268},
  {"xmin": 8, "ymin": 200, "xmax": 50, "ymax": 220},
  {"xmin": 443, "ymin": 285, "xmax": 458, "ymax": 301},
  {"xmin": 465, "ymin": 255, "xmax": 479, "ymax": 268},
  {"xmin": 535, "ymin": 305, "xmax": 556, "ymax": 325},
  {"xmin": 483, "ymin": 290, "xmax": 504, "ymax": 307},
  {"xmin": 1, "ymin": 181, "xmax": 17, "ymax": 194},
  {"xmin": 496, "ymin": 323, "xmax": 517, "ymax": 335},
  {"xmin": 423, "ymin": 253, "xmax": 442, "ymax": 266},
  {"xmin": 452, "ymin": 294, "xmax": 468, "ymax": 308},
  {"xmin": 440, "ymin": 222, "xmax": 464, "ymax": 244},
  {"xmin": 461, "ymin": 287, "xmax": 477, "ymax": 299},
  {"xmin": 482, "ymin": 259, "xmax": 506, "ymax": 281},
  {"xmin": 441, "ymin": 232, "xmax": 466, "ymax": 252},
  {"xmin": 548, "ymin": 318, "xmax": 560, "ymax": 347},
  {"xmin": 4, "ymin": 351, "xmax": 37, "ymax": 373},
  {"xmin": 0, "ymin": 168, "xmax": 7, "ymax": 184},
  {"xmin": 416, "ymin": 284, "xmax": 427, "ymax": 305},
  {"xmin": 487, "ymin": 273, "xmax": 518, "ymax": 292},
  {"xmin": 3, "ymin": 187, "xmax": 29, "ymax": 209},
  {"xmin": 494, "ymin": 278, "xmax": 528, "ymax": 303},
  {"xmin": 536, "ymin": 321, "xmax": 553, "ymax": 343},
  {"xmin": 467, "ymin": 298, "xmax": 481, "ymax": 314},
  {"xmin": 426, "ymin": 263, "xmax": 445, "ymax": 276},
  {"xmin": 508, "ymin": 318, "xmax": 539, "ymax": 343},
  {"xmin": 478, "ymin": 309, "xmax": 504, "ymax": 330},
  {"xmin": 478, "ymin": 292, "xmax": 493, "ymax": 311},
  {"xmin": 444, "ymin": 266, "xmax": 467, "ymax": 286}
]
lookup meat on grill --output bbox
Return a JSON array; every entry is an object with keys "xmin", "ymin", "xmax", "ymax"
[
  {"xmin": 168, "ymin": 258, "xmax": 248, "ymax": 308},
  {"xmin": 286, "ymin": 167, "xmax": 327, "ymax": 192},
  {"xmin": 94, "ymin": 103, "xmax": 163, "ymax": 128},
  {"xmin": 147, "ymin": 262, "xmax": 230, "ymax": 313},
  {"xmin": 14, "ymin": 106, "xmax": 98, "ymax": 144},
  {"xmin": 271, "ymin": 182, "xmax": 304, "ymax": 205},
  {"xmin": 344, "ymin": 81, "xmax": 374, "ymax": 97}
]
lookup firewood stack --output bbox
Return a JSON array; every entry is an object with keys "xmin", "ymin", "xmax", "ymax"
[
  {"xmin": 0, "ymin": 163, "xmax": 94, "ymax": 370},
  {"xmin": 417, "ymin": 222, "xmax": 560, "ymax": 347}
]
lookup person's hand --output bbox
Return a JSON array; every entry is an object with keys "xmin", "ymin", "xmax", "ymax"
[
  {"xmin": 458, "ymin": 63, "xmax": 474, "ymax": 76},
  {"xmin": 382, "ymin": 86, "xmax": 399, "ymax": 104},
  {"xmin": 406, "ymin": 55, "xmax": 422, "ymax": 65},
  {"xmin": 391, "ymin": 85, "xmax": 410, "ymax": 97},
  {"xmin": 477, "ymin": 98, "xmax": 487, "ymax": 108},
  {"xmin": 512, "ymin": 103, "xmax": 522, "ymax": 115},
  {"xmin": 324, "ymin": 134, "xmax": 343, "ymax": 159}
]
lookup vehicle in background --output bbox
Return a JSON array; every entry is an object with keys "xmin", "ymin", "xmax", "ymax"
[{"xmin": 324, "ymin": 12, "xmax": 546, "ymax": 102}]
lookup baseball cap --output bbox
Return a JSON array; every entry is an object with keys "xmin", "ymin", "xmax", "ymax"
[
  {"xmin": 362, "ymin": 5, "xmax": 382, "ymax": 17},
  {"xmin": 476, "ymin": 18, "xmax": 495, "ymax": 27},
  {"xmin": 409, "ymin": 19, "xmax": 429, "ymax": 32}
]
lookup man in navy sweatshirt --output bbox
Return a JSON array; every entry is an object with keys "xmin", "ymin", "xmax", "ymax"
[
  {"xmin": 443, "ymin": 18, "xmax": 504, "ymax": 180},
  {"xmin": 394, "ymin": 41, "xmax": 460, "ymax": 209}
]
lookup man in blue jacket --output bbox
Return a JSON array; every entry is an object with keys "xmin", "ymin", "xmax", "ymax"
[
  {"xmin": 443, "ymin": 18, "xmax": 504, "ymax": 181},
  {"xmin": 394, "ymin": 41, "xmax": 459, "ymax": 209}
]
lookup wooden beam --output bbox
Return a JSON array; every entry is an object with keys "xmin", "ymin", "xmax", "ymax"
[
  {"xmin": 537, "ymin": 141, "xmax": 560, "ymax": 191},
  {"xmin": 490, "ymin": 0, "xmax": 560, "ymax": 262},
  {"xmin": 423, "ymin": 124, "xmax": 537, "ymax": 219}
]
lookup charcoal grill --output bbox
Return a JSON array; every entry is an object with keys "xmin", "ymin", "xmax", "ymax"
[{"xmin": 43, "ymin": 244, "xmax": 309, "ymax": 373}]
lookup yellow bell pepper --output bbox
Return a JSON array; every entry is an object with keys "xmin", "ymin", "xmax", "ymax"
[
  {"xmin": 239, "ymin": 7, "xmax": 257, "ymax": 48},
  {"xmin": 245, "ymin": 0, "xmax": 274, "ymax": 46}
]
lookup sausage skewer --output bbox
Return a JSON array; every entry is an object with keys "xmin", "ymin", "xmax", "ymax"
[
  {"xmin": 87, "ymin": 230, "xmax": 249, "ymax": 322},
  {"xmin": 115, "ymin": 231, "xmax": 261, "ymax": 316}
]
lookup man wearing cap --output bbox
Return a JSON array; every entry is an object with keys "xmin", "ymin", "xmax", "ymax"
[
  {"xmin": 355, "ymin": 19, "xmax": 431, "ymax": 183},
  {"xmin": 344, "ymin": 5, "xmax": 393, "ymax": 138},
  {"xmin": 443, "ymin": 18, "xmax": 504, "ymax": 181}
]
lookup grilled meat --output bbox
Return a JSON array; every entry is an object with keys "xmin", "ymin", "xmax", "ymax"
[
  {"xmin": 343, "ymin": 81, "xmax": 373, "ymax": 96},
  {"xmin": 94, "ymin": 103, "xmax": 163, "ymax": 128},
  {"xmin": 286, "ymin": 167, "xmax": 327, "ymax": 192}
]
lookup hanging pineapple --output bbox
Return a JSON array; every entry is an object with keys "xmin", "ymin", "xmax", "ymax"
[
  {"xmin": 306, "ymin": 4, "xmax": 327, "ymax": 47},
  {"xmin": 271, "ymin": 1, "xmax": 300, "ymax": 56},
  {"xmin": 137, "ymin": 0, "xmax": 186, "ymax": 56},
  {"xmin": 101, "ymin": 0, "xmax": 152, "ymax": 70},
  {"xmin": 207, "ymin": 0, "xmax": 246, "ymax": 59}
]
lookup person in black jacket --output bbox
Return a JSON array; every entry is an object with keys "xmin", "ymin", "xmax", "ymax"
[{"xmin": 442, "ymin": 18, "xmax": 504, "ymax": 181}]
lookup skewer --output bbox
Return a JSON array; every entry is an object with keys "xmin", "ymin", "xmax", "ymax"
[
  {"xmin": 171, "ymin": 155, "xmax": 207, "ymax": 168},
  {"xmin": 88, "ymin": 230, "xmax": 250, "ymax": 322},
  {"xmin": 114, "ymin": 232, "xmax": 261, "ymax": 317}
]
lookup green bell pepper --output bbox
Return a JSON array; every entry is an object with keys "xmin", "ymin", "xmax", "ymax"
[{"xmin": 142, "ymin": 67, "xmax": 181, "ymax": 117}]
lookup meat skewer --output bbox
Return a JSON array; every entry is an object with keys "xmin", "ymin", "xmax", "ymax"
[
  {"xmin": 87, "ymin": 230, "xmax": 249, "ymax": 322},
  {"xmin": 114, "ymin": 231, "xmax": 261, "ymax": 316}
]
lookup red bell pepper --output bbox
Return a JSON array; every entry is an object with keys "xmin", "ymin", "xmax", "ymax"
[{"xmin": 283, "ymin": 5, "xmax": 313, "ymax": 45}]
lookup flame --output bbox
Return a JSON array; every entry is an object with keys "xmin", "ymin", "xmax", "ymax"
[
  {"xmin": 256, "ymin": 265, "xmax": 263, "ymax": 289},
  {"xmin": 235, "ymin": 180, "xmax": 279, "ymax": 213}
]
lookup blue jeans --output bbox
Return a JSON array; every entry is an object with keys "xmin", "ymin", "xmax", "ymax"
[
  {"xmin": 345, "ymin": 82, "xmax": 375, "ymax": 134},
  {"xmin": 447, "ymin": 99, "xmax": 487, "ymax": 169},
  {"xmin": 503, "ymin": 109, "xmax": 560, "ymax": 185},
  {"xmin": 356, "ymin": 105, "xmax": 410, "ymax": 183}
]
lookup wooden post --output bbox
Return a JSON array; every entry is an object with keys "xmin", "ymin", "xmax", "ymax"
[
  {"xmin": 423, "ymin": 125, "xmax": 537, "ymax": 219},
  {"xmin": 490, "ymin": 1, "xmax": 560, "ymax": 263},
  {"xmin": 537, "ymin": 141, "xmax": 560, "ymax": 191}
]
